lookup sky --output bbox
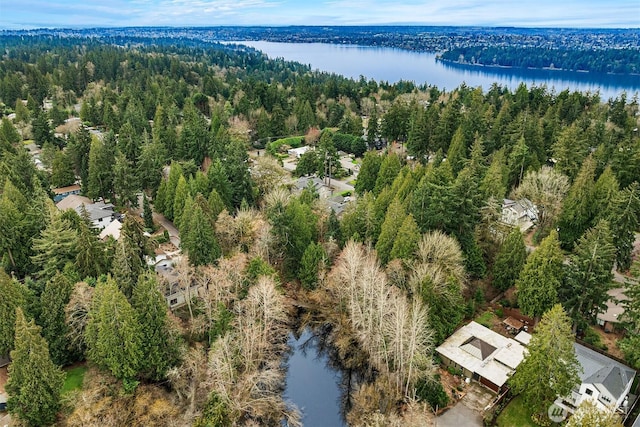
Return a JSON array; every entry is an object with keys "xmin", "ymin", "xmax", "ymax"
[{"xmin": 1, "ymin": 0, "xmax": 639, "ymax": 29}]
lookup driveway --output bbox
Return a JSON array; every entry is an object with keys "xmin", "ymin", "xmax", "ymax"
[{"xmin": 436, "ymin": 382, "xmax": 495, "ymax": 427}]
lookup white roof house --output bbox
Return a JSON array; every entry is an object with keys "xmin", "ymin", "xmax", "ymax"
[
  {"xmin": 436, "ymin": 321, "xmax": 529, "ymax": 392},
  {"xmin": 557, "ymin": 343, "xmax": 636, "ymax": 416},
  {"xmin": 98, "ymin": 219, "xmax": 122, "ymax": 241},
  {"xmin": 288, "ymin": 145, "xmax": 312, "ymax": 158}
]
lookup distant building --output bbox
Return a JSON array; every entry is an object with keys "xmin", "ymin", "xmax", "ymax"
[
  {"xmin": 52, "ymin": 184, "xmax": 81, "ymax": 202},
  {"xmin": 597, "ymin": 288, "xmax": 627, "ymax": 333},
  {"xmin": 288, "ymin": 145, "xmax": 312, "ymax": 159},
  {"xmin": 436, "ymin": 321, "xmax": 530, "ymax": 393},
  {"xmin": 55, "ymin": 194, "xmax": 116, "ymax": 230},
  {"xmin": 98, "ymin": 219, "xmax": 122, "ymax": 241},
  {"xmin": 501, "ymin": 198, "xmax": 539, "ymax": 232},
  {"xmin": 556, "ymin": 343, "xmax": 636, "ymax": 416}
]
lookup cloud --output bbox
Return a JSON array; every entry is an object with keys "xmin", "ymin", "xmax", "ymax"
[{"xmin": 0, "ymin": 0, "xmax": 638, "ymax": 28}]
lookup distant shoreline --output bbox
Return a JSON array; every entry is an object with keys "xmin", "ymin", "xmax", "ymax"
[{"xmin": 435, "ymin": 57, "xmax": 640, "ymax": 77}]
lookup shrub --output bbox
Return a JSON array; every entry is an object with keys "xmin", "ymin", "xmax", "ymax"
[{"xmin": 415, "ymin": 377, "xmax": 449, "ymax": 410}]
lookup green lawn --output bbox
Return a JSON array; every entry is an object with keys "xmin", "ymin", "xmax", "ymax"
[
  {"xmin": 475, "ymin": 311, "xmax": 497, "ymax": 328},
  {"xmin": 62, "ymin": 365, "xmax": 87, "ymax": 394},
  {"xmin": 496, "ymin": 396, "xmax": 539, "ymax": 427}
]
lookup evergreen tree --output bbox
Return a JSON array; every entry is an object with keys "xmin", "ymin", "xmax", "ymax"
[
  {"xmin": 299, "ymin": 242, "xmax": 326, "ymax": 290},
  {"xmin": 6, "ymin": 308, "xmax": 64, "ymax": 427},
  {"xmin": 605, "ymin": 183, "xmax": 640, "ymax": 271},
  {"xmin": 142, "ymin": 193, "xmax": 154, "ymax": 230},
  {"xmin": 137, "ymin": 139, "xmax": 166, "ymax": 195},
  {"xmin": 375, "ymin": 197, "xmax": 406, "ymax": 265},
  {"xmin": 182, "ymin": 203, "xmax": 221, "ymax": 266},
  {"xmin": 389, "ymin": 214, "xmax": 420, "ymax": 261},
  {"xmin": 366, "ymin": 108, "xmax": 379, "ymax": 147},
  {"xmin": 492, "ymin": 229, "xmax": 528, "ymax": 292},
  {"xmin": 373, "ymin": 153, "xmax": 402, "ymax": 195},
  {"xmin": 31, "ymin": 207, "xmax": 79, "ymax": 282},
  {"xmin": 66, "ymin": 127, "xmax": 92, "ymax": 191},
  {"xmin": 32, "ymin": 109, "xmax": 54, "ymax": 148},
  {"xmin": 113, "ymin": 150, "xmax": 139, "ymax": 208},
  {"xmin": 131, "ymin": 272, "xmax": 179, "ymax": 380},
  {"xmin": 50, "ymin": 149, "xmax": 75, "ymax": 188},
  {"xmin": 480, "ymin": 148, "xmax": 508, "ymax": 199},
  {"xmin": 39, "ymin": 272, "xmax": 74, "ymax": 365},
  {"xmin": 0, "ymin": 270, "xmax": 26, "ymax": 356},
  {"xmin": 516, "ymin": 230, "xmax": 564, "ymax": 321},
  {"xmin": 561, "ymin": 220, "xmax": 615, "ymax": 331},
  {"xmin": 446, "ymin": 126, "xmax": 467, "ymax": 176},
  {"xmin": 85, "ymin": 277, "xmax": 143, "ymax": 382},
  {"xmin": 87, "ymin": 131, "xmax": 116, "ymax": 201},
  {"xmin": 620, "ymin": 268, "xmax": 640, "ymax": 368},
  {"xmin": 354, "ymin": 151, "xmax": 382, "ymax": 195},
  {"xmin": 558, "ymin": 155, "xmax": 596, "ymax": 249},
  {"xmin": 172, "ymin": 174, "xmax": 189, "ymax": 230},
  {"xmin": 510, "ymin": 304, "xmax": 581, "ymax": 416}
]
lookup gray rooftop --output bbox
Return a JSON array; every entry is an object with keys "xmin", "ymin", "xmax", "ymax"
[{"xmin": 575, "ymin": 343, "xmax": 636, "ymax": 401}]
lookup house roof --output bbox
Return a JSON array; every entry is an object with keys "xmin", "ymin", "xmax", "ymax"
[
  {"xmin": 597, "ymin": 288, "xmax": 628, "ymax": 323},
  {"xmin": 514, "ymin": 331, "xmax": 532, "ymax": 346},
  {"xmin": 98, "ymin": 219, "xmax": 122, "ymax": 240},
  {"xmin": 80, "ymin": 201, "xmax": 114, "ymax": 221},
  {"xmin": 575, "ymin": 343, "xmax": 636, "ymax": 401},
  {"xmin": 56, "ymin": 194, "xmax": 92, "ymax": 211},
  {"xmin": 52, "ymin": 184, "xmax": 81, "ymax": 195},
  {"xmin": 436, "ymin": 321, "xmax": 527, "ymax": 388}
]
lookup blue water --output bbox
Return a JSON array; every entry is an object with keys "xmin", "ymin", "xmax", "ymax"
[
  {"xmin": 236, "ymin": 41, "xmax": 640, "ymax": 101},
  {"xmin": 284, "ymin": 329, "xmax": 345, "ymax": 427}
]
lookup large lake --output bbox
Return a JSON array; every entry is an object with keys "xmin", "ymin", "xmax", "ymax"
[{"xmin": 236, "ymin": 41, "xmax": 640, "ymax": 100}]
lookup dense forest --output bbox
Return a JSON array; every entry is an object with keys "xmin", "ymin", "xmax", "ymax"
[
  {"xmin": 0, "ymin": 31, "xmax": 640, "ymax": 426},
  {"xmin": 5, "ymin": 26, "xmax": 640, "ymax": 75}
]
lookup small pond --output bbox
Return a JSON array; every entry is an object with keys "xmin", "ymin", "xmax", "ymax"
[{"xmin": 283, "ymin": 328, "xmax": 347, "ymax": 427}]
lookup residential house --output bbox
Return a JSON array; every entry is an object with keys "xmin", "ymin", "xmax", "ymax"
[
  {"xmin": 52, "ymin": 184, "xmax": 81, "ymax": 202},
  {"xmin": 56, "ymin": 194, "xmax": 116, "ymax": 230},
  {"xmin": 288, "ymin": 145, "xmax": 312, "ymax": 159},
  {"xmin": 501, "ymin": 198, "xmax": 539, "ymax": 232},
  {"xmin": 295, "ymin": 176, "xmax": 333, "ymax": 199},
  {"xmin": 597, "ymin": 288, "xmax": 627, "ymax": 333},
  {"xmin": 556, "ymin": 343, "xmax": 636, "ymax": 416},
  {"xmin": 155, "ymin": 256, "xmax": 199, "ymax": 310},
  {"xmin": 98, "ymin": 219, "xmax": 122, "ymax": 241},
  {"xmin": 436, "ymin": 321, "xmax": 530, "ymax": 392}
]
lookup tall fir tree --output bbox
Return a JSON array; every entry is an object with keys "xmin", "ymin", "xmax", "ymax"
[
  {"xmin": 516, "ymin": 230, "xmax": 564, "ymax": 321},
  {"xmin": 389, "ymin": 213, "xmax": 420, "ymax": 262},
  {"xmin": 510, "ymin": 304, "xmax": 581, "ymax": 416},
  {"xmin": 6, "ymin": 308, "xmax": 65, "ymax": 427},
  {"xmin": 558, "ymin": 155, "xmax": 596, "ymax": 250},
  {"xmin": 561, "ymin": 220, "xmax": 615, "ymax": 331},
  {"xmin": 299, "ymin": 242, "xmax": 326, "ymax": 291},
  {"xmin": 181, "ymin": 203, "xmax": 221, "ymax": 266},
  {"xmin": 39, "ymin": 272, "xmax": 74, "ymax": 365},
  {"xmin": 85, "ymin": 277, "xmax": 143, "ymax": 382},
  {"xmin": 0, "ymin": 270, "xmax": 26, "ymax": 356},
  {"xmin": 375, "ymin": 197, "xmax": 406, "ymax": 265},
  {"xmin": 31, "ymin": 205, "xmax": 79, "ymax": 282},
  {"xmin": 492, "ymin": 229, "xmax": 528, "ymax": 292},
  {"xmin": 131, "ymin": 272, "xmax": 179, "ymax": 380}
]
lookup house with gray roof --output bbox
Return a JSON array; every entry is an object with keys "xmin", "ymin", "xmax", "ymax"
[
  {"xmin": 501, "ymin": 198, "xmax": 538, "ymax": 232},
  {"xmin": 556, "ymin": 343, "xmax": 636, "ymax": 416}
]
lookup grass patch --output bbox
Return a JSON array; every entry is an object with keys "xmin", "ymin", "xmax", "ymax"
[
  {"xmin": 496, "ymin": 395, "xmax": 539, "ymax": 427},
  {"xmin": 475, "ymin": 310, "xmax": 497, "ymax": 328},
  {"xmin": 62, "ymin": 365, "xmax": 87, "ymax": 394}
]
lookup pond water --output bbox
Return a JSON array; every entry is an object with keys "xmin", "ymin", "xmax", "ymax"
[
  {"xmin": 283, "ymin": 328, "xmax": 346, "ymax": 427},
  {"xmin": 235, "ymin": 41, "xmax": 640, "ymax": 100}
]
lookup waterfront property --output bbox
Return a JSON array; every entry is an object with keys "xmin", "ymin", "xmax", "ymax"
[{"xmin": 436, "ymin": 321, "xmax": 530, "ymax": 392}]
